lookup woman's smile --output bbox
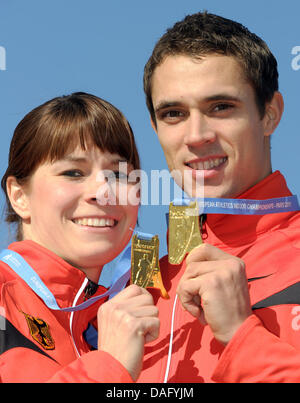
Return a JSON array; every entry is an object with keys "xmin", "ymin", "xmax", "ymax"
[{"xmin": 19, "ymin": 146, "xmax": 139, "ymax": 275}]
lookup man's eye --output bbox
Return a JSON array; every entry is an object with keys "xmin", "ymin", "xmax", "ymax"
[
  {"xmin": 162, "ymin": 110, "xmax": 184, "ymax": 119},
  {"xmin": 213, "ymin": 103, "xmax": 234, "ymax": 112}
]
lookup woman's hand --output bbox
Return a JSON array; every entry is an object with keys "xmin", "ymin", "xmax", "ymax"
[{"xmin": 97, "ymin": 284, "xmax": 160, "ymax": 381}]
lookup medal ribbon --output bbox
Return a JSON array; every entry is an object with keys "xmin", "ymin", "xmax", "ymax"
[
  {"xmin": 171, "ymin": 195, "xmax": 299, "ymax": 215},
  {"xmin": 1, "ymin": 196, "xmax": 298, "ymax": 346},
  {"xmin": 0, "ymin": 248, "xmax": 130, "ymax": 312},
  {"xmin": 0, "ymin": 229, "xmax": 154, "ymax": 313},
  {"xmin": 1, "ymin": 196, "xmax": 298, "ymax": 311}
]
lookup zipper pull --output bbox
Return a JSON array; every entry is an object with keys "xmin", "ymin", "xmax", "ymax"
[
  {"xmin": 84, "ymin": 279, "xmax": 99, "ymax": 300},
  {"xmin": 199, "ymin": 214, "xmax": 207, "ymax": 239}
]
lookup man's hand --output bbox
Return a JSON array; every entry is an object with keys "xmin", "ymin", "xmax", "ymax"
[
  {"xmin": 97, "ymin": 284, "xmax": 160, "ymax": 382},
  {"xmin": 177, "ymin": 244, "xmax": 252, "ymax": 345}
]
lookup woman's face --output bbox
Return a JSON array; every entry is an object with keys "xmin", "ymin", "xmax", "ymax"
[{"xmin": 19, "ymin": 145, "xmax": 139, "ymax": 280}]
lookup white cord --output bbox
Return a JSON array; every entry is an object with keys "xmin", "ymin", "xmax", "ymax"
[
  {"xmin": 70, "ymin": 278, "xmax": 88, "ymax": 357},
  {"xmin": 163, "ymin": 294, "xmax": 178, "ymax": 383}
]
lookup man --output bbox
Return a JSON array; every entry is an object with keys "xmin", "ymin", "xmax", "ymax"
[{"xmin": 137, "ymin": 11, "xmax": 300, "ymax": 383}]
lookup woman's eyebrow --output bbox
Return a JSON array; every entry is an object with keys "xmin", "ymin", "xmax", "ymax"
[
  {"xmin": 61, "ymin": 156, "xmax": 88, "ymax": 163},
  {"xmin": 59, "ymin": 156, "xmax": 128, "ymax": 165}
]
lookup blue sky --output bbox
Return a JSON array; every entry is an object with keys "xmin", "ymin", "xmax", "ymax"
[{"xmin": 0, "ymin": 0, "xmax": 299, "ymax": 269}]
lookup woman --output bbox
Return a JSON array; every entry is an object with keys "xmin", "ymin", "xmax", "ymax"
[{"xmin": 0, "ymin": 92, "xmax": 159, "ymax": 382}]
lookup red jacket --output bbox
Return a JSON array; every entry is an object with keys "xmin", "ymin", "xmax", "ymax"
[
  {"xmin": 138, "ymin": 171, "xmax": 300, "ymax": 383},
  {"xmin": 2, "ymin": 171, "xmax": 300, "ymax": 383},
  {"xmin": 0, "ymin": 240, "xmax": 132, "ymax": 383}
]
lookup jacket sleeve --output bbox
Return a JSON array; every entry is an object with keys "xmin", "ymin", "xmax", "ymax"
[
  {"xmin": 0, "ymin": 265, "xmax": 134, "ymax": 383},
  {"xmin": 0, "ymin": 299, "xmax": 133, "ymax": 383},
  {"xmin": 0, "ymin": 346, "xmax": 133, "ymax": 383},
  {"xmin": 213, "ymin": 314, "xmax": 300, "ymax": 383},
  {"xmin": 47, "ymin": 350, "xmax": 133, "ymax": 383}
]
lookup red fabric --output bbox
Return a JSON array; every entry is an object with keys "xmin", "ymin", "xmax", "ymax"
[
  {"xmin": 2, "ymin": 171, "xmax": 300, "ymax": 383},
  {"xmin": 0, "ymin": 241, "xmax": 132, "ymax": 383},
  {"xmin": 138, "ymin": 171, "xmax": 300, "ymax": 383}
]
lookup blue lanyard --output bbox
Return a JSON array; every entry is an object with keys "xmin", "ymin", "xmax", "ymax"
[
  {"xmin": 171, "ymin": 195, "xmax": 299, "ymax": 215},
  {"xmin": 0, "ymin": 248, "xmax": 130, "ymax": 312},
  {"xmin": 1, "ymin": 196, "xmax": 298, "ymax": 312},
  {"xmin": 0, "ymin": 231, "xmax": 154, "ymax": 313}
]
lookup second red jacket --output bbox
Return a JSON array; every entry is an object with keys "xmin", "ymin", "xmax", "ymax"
[{"xmin": 138, "ymin": 171, "xmax": 300, "ymax": 383}]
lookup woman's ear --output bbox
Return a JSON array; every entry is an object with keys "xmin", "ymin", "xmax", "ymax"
[
  {"xmin": 6, "ymin": 176, "xmax": 31, "ymax": 220},
  {"xmin": 263, "ymin": 91, "xmax": 284, "ymax": 137}
]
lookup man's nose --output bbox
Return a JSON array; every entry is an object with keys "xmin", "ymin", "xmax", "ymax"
[{"xmin": 184, "ymin": 111, "xmax": 217, "ymax": 147}]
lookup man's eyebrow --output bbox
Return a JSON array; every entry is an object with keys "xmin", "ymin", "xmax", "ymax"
[
  {"xmin": 154, "ymin": 94, "xmax": 242, "ymax": 113},
  {"xmin": 204, "ymin": 94, "xmax": 242, "ymax": 103},
  {"xmin": 154, "ymin": 101, "xmax": 183, "ymax": 114}
]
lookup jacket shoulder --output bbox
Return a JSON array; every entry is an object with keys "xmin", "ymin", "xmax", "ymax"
[{"xmin": 0, "ymin": 261, "xmax": 17, "ymax": 287}]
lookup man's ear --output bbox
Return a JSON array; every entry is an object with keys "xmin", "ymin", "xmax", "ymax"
[
  {"xmin": 263, "ymin": 91, "xmax": 284, "ymax": 137},
  {"xmin": 6, "ymin": 176, "xmax": 31, "ymax": 220}
]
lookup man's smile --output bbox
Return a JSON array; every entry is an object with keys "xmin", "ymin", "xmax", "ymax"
[{"xmin": 185, "ymin": 156, "xmax": 228, "ymax": 171}]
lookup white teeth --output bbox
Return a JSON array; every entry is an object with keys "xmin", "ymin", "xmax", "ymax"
[
  {"xmin": 73, "ymin": 218, "xmax": 115, "ymax": 227},
  {"xmin": 188, "ymin": 157, "xmax": 227, "ymax": 170}
]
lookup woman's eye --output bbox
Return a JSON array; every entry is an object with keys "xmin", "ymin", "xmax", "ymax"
[
  {"xmin": 61, "ymin": 170, "xmax": 83, "ymax": 178},
  {"xmin": 107, "ymin": 171, "xmax": 128, "ymax": 181}
]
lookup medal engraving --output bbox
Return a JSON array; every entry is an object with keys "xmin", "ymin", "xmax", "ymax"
[
  {"xmin": 168, "ymin": 200, "xmax": 202, "ymax": 265},
  {"xmin": 131, "ymin": 234, "xmax": 169, "ymax": 299}
]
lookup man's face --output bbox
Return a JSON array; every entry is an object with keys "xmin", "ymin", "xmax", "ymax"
[{"xmin": 151, "ymin": 54, "xmax": 274, "ymax": 199}]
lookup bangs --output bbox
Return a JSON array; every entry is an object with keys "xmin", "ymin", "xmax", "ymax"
[{"xmin": 28, "ymin": 93, "xmax": 140, "ymax": 171}]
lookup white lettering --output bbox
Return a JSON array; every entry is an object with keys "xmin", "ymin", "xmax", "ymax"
[
  {"xmin": 291, "ymin": 306, "xmax": 300, "ymax": 330},
  {"xmin": 106, "ymin": 387, "xmax": 140, "ymax": 400},
  {"xmin": 150, "ymin": 387, "xmax": 193, "ymax": 399},
  {"xmin": 0, "ymin": 306, "xmax": 6, "ymax": 330},
  {"xmin": 0, "ymin": 46, "xmax": 6, "ymax": 71},
  {"xmin": 292, "ymin": 46, "xmax": 300, "ymax": 71},
  {"xmin": 150, "ymin": 169, "xmax": 171, "ymax": 206}
]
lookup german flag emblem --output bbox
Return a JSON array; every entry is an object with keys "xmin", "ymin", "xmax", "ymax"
[{"xmin": 22, "ymin": 312, "xmax": 55, "ymax": 350}]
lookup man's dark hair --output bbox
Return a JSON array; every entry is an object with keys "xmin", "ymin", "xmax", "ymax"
[{"xmin": 144, "ymin": 11, "xmax": 279, "ymax": 124}]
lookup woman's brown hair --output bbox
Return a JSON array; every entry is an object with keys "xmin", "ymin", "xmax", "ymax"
[{"xmin": 1, "ymin": 92, "xmax": 140, "ymax": 240}]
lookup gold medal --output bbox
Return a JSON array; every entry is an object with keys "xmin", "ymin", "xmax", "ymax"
[
  {"xmin": 168, "ymin": 200, "xmax": 202, "ymax": 265},
  {"xmin": 131, "ymin": 234, "xmax": 169, "ymax": 299}
]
